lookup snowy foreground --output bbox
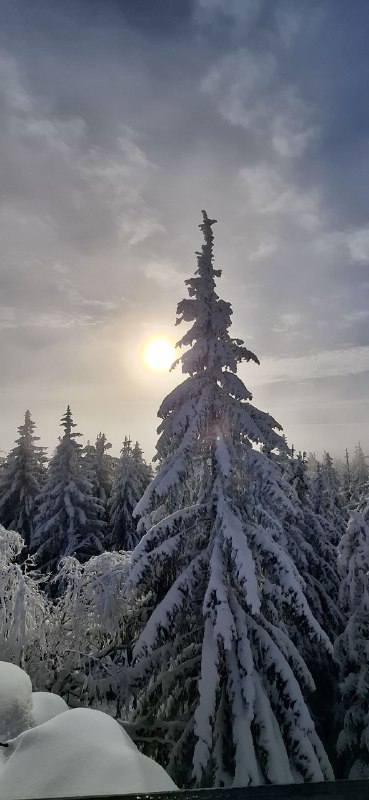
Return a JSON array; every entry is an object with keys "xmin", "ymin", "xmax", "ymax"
[{"xmin": 0, "ymin": 662, "xmax": 177, "ymax": 799}]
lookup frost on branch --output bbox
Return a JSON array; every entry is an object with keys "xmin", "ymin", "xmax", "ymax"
[{"xmin": 0, "ymin": 525, "xmax": 48, "ymax": 667}]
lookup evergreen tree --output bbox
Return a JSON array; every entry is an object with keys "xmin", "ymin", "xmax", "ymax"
[
  {"xmin": 31, "ymin": 406, "xmax": 105, "ymax": 572},
  {"xmin": 81, "ymin": 440, "xmax": 97, "ymax": 478},
  {"xmin": 132, "ymin": 440, "xmax": 153, "ymax": 489},
  {"xmin": 294, "ymin": 453, "xmax": 343, "ymax": 768},
  {"xmin": 350, "ymin": 443, "xmax": 369, "ymax": 506},
  {"xmin": 269, "ymin": 450, "xmax": 343, "ymax": 770},
  {"xmin": 342, "ymin": 449, "xmax": 352, "ymax": 508},
  {"xmin": 306, "ymin": 452, "xmax": 319, "ymax": 480},
  {"xmin": 0, "ymin": 411, "xmax": 47, "ymax": 547},
  {"xmin": 93, "ymin": 432, "xmax": 115, "ymax": 505},
  {"xmin": 321, "ymin": 452, "xmax": 346, "ymax": 545},
  {"xmin": 82, "ymin": 433, "xmax": 114, "ymax": 536},
  {"xmin": 310, "ymin": 460, "xmax": 324, "ymax": 516},
  {"xmin": 285, "ymin": 452, "xmax": 343, "ymax": 648},
  {"xmin": 334, "ymin": 505, "xmax": 369, "ymax": 777},
  {"xmin": 126, "ymin": 211, "xmax": 333, "ymax": 787},
  {"xmin": 109, "ymin": 437, "xmax": 151, "ymax": 551}
]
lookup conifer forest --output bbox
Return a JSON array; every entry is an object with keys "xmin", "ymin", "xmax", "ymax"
[{"xmin": 1, "ymin": 212, "xmax": 369, "ymax": 788}]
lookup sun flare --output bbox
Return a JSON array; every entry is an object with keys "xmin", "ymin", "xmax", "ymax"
[{"xmin": 142, "ymin": 336, "xmax": 175, "ymax": 373}]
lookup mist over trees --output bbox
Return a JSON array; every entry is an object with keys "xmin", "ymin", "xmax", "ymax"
[{"xmin": 1, "ymin": 212, "xmax": 369, "ymax": 788}]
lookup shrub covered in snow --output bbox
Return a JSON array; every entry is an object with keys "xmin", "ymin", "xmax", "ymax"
[{"xmin": 0, "ymin": 526, "xmax": 48, "ymax": 667}]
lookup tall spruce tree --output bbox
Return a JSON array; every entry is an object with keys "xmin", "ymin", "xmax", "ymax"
[
  {"xmin": 126, "ymin": 211, "xmax": 333, "ymax": 788},
  {"xmin": 334, "ymin": 505, "xmax": 369, "ymax": 777},
  {"xmin": 342, "ymin": 449, "xmax": 352, "ymax": 508},
  {"xmin": 290, "ymin": 453, "xmax": 343, "ymax": 770},
  {"xmin": 82, "ymin": 432, "xmax": 115, "ymax": 541},
  {"xmin": 83, "ymin": 433, "xmax": 114, "ymax": 504},
  {"xmin": 31, "ymin": 406, "xmax": 104, "ymax": 572},
  {"xmin": 321, "ymin": 452, "xmax": 346, "ymax": 545},
  {"xmin": 109, "ymin": 437, "xmax": 151, "ymax": 551},
  {"xmin": 132, "ymin": 441, "xmax": 153, "ymax": 489},
  {"xmin": 0, "ymin": 411, "xmax": 47, "ymax": 547},
  {"xmin": 310, "ymin": 460, "xmax": 324, "ymax": 515},
  {"xmin": 350, "ymin": 443, "xmax": 369, "ymax": 506},
  {"xmin": 287, "ymin": 452, "xmax": 343, "ymax": 646}
]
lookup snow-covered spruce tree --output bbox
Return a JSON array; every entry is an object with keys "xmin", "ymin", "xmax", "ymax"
[
  {"xmin": 31, "ymin": 407, "xmax": 105, "ymax": 573},
  {"xmin": 0, "ymin": 411, "xmax": 47, "ymax": 547},
  {"xmin": 132, "ymin": 441, "xmax": 153, "ymax": 489},
  {"xmin": 109, "ymin": 437, "xmax": 151, "ymax": 551},
  {"xmin": 310, "ymin": 460, "xmax": 324, "ymax": 516},
  {"xmin": 289, "ymin": 453, "xmax": 343, "ymax": 770},
  {"xmin": 287, "ymin": 452, "xmax": 343, "ymax": 646},
  {"xmin": 321, "ymin": 452, "xmax": 346, "ymax": 545},
  {"xmin": 260, "ymin": 448, "xmax": 342, "ymax": 659},
  {"xmin": 350, "ymin": 443, "xmax": 369, "ymax": 507},
  {"xmin": 238, "ymin": 425, "xmax": 342, "ymax": 768},
  {"xmin": 334, "ymin": 506, "xmax": 369, "ymax": 777},
  {"xmin": 82, "ymin": 433, "xmax": 115, "ymax": 542},
  {"xmin": 126, "ymin": 211, "xmax": 333, "ymax": 788},
  {"xmin": 341, "ymin": 449, "xmax": 352, "ymax": 509},
  {"xmin": 83, "ymin": 433, "xmax": 114, "ymax": 506},
  {"xmin": 0, "ymin": 450, "xmax": 6, "ymax": 476}
]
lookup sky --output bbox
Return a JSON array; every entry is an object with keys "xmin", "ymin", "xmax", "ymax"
[{"xmin": 0, "ymin": 0, "xmax": 369, "ymax": 462}]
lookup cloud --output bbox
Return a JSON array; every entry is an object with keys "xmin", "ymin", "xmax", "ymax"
[
  {"xmin": 0, "ymin": 307, "xmax": 108, "ymax": 331},
  {"xmin": 249, "ymin": 345, "xmax": 369, "ymax": 386},
  {"xmin": 0, "ymin": 0, "xmax": 368, "ymax": 460},
  {"xmin": 201, "ymin": 49, "xmax": 318, "ymax": 159},
  {"xmin": 248, "ymin": 238, "xmax": 276, "ymax": 261},
  {"xmin": 118, "ymin": 214, "xmax": 165, "ymax": 246},
  {"xmin": 0, "ymin": 46, "xmax": 162, "ymax": 255},
  {"xmin": 343, "ymin": 310, "xmax": 369, "ymax": 324},
  {"xmin": 195, "ymin": 0, "xmax": 261, "ymax": 26},
  {"xmin": 346, "ymin": 227, "xmax": 369, "ymax": 264},
  {"xmin": 0, "ymin": 51, "xmax": 32, "ymax": 114},
  {"xmin": 237, "ymin": 164, "xmax": 321, "ymax": 231},
  {"xmin": 0, "ymin": 306, "xmax": 16, "ymax": 329},
  {"xmin": 51, "ymin": 268, "xmax": 118, "ymax": 313},
  {"xmin": 22, "ymin": 311, "xmax": 98, "ymax": 329},
  {"xmin": 144, "ymin": 261, "xmax": 184, "ymax": 288},
  {"xmin": 273, "ymin": 312, "xmax": 304, "ymax": 333}
]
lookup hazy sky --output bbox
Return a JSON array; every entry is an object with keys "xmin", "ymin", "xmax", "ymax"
[{"xmin": 1, "ymin": 0, "xmax": 369, "ymax": 461}]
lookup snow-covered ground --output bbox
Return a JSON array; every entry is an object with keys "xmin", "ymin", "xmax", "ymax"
[
  {"xmin": 0, "ymin": 662, "xmax": 34, "ymax": 740},
  {"xmin": 0, "ymin": 662, "xmax": 177, "ymax": 799},
  {"xmin": 32, "ymin": 692, "xmax": 69, "ymax": 726}
]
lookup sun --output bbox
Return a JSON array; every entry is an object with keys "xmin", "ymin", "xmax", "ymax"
[{"xmin": 142, "ymin": 336, "xmax": 175, "ymax": 373}]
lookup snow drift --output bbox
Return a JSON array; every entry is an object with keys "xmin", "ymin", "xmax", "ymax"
[{"xmin": 0, "ymin": 707, "xmax": 177, "ymax": 799}]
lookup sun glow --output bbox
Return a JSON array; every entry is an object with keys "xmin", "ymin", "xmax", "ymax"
[{"xmin": 142, "ymin": 336, "xmax": 175, "ymax": 373}]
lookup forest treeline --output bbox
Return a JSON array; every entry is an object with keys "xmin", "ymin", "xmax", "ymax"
[
  {"xmin": 0, "ymin": 408, "xmax": 152, "ymax": 565},
  {"xmin": 0, "ymin": 406, "xmax": 369, "ymax": 577},
  {"xmin": 0, "ymin": 406, "xmax": 366, "ymax": 572},
  {"xmin": 1, "ymin": 211, "xmax": 369, "ymax": 789}
]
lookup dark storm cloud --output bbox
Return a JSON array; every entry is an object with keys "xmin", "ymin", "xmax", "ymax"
[{"xmin": 0, "ymin": 0, "xmax": 369, "ymax": 457}]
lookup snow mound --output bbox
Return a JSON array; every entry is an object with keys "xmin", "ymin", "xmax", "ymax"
[
  {"xmin": 32, "ymin": 693, "xmax": 69, "ymax": 726},
  {"xmin": 0, "ymin": 662, "xmax": 33, "ymax": 740},
  {"xmin": 0, "ymin": 707, "xmax": 177, "ymax": 798}
]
